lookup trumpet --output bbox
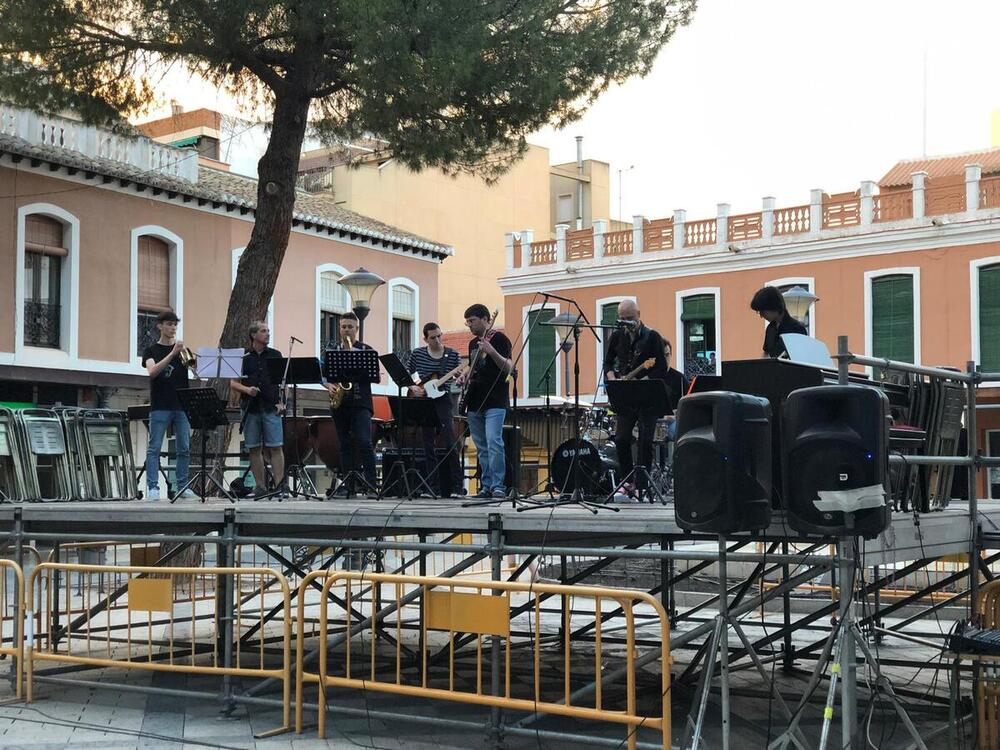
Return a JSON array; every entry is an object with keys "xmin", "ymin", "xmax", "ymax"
[
  {"xmin": 328, "ymin": 335, "xmax": 354, "ymax": 410},
  {"xmin": 178, "ymin": 347, "xmax": 198, "ymax": 371}
]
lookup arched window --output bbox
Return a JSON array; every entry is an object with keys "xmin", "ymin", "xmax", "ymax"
[
  {"xmin": 23, "ymin": 215, "xmax": 67, "ymax": 349},
  {"xmin": 391, "ymin": 285, "xmax": 416, "ymax": 357},
  {"xmin": 136, "ymin": 236, "xmax": 171, "ymax": 353},
  {"xmin": 320, "ymin": 270, "xmax": 351, "ymax": 349}
]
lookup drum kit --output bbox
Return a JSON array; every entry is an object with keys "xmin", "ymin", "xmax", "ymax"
[{"xmin": 547, "ymin": 405, "xmax": 673, "ymax": 498}]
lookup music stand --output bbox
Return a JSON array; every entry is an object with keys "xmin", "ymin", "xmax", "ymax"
[
  {"xmin": 603, "ymin": 379, "xmax": 672, "ymax": 504},
  {"xmin": 324, "ymin": 349, "xmax": 381, "ymax": 496},
  {"xmin": 265, "ymin": 357, "xmax": 324, "ymax": 500},
  {"xmin": 173, "ymin": 387, "xmax": 234, "ymax": 503},
  {"xmin": 196, "ymin": 347, "xmax": 244, "ymax": 380}
]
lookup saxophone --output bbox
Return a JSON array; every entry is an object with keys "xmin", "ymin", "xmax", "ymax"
[{"xmin": 329, "ymin": 335, "xmax": 354, "ymax": 410}]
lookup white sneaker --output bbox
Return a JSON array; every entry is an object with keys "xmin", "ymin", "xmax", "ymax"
[
  {"xmin": 176, "ymin": 489, "xmax": 197, "ymax": 499},
  {"xmin": 146, "ymin": 488, "xmax": 160, "ymax": 501}
]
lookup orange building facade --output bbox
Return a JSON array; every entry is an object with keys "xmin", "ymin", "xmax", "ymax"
[{"xmin": 501, "ymin": 151, "xmax": 1000, "ymax": 497}]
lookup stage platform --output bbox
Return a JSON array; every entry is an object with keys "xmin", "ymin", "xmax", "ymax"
[{"xmin": 0, "ymin": 496, "xmax": 992, "ymax": 563}]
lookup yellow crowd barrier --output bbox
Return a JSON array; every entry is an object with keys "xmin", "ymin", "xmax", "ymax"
[
  {"xmin": 976, "ymin": 579, "xmax": 1000, "ymax": 749},
  {"xmin": 0, "ymin": 560, "xmax": 24, "ymax": 699},
  {"xmin": 295, "ymin": 571, "xmax": 671, "ymax": 750},
  {"xmin": 25, "ymin": 563, "xmax": 292, "ymax": 732}
]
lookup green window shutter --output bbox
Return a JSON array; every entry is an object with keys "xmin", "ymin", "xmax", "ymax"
[
  {"xmin": 980, "ymin": 265, "xmax": 1000, "ymax": 372},
  {"xmin": 681, "ymin": 295, "xmax": 715, "ymax": 321},
  {"xmin": 527, "ymin": 308, "xmax": 556, "ymax": 397},
  {"xmin": 600, "ymin": 303, "xmax": 619, "ymax": 365},
  {"xmin": 871, "ymin": 275, "xmax": 914, "ymax": 363}
]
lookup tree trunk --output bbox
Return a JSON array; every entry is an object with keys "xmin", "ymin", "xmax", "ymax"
[
  {"xmin": 219, "ymin": 90, "xmax": 312, "ymax": 349},
  {"xmin": 208, "ymin": 90, "xmax": 311, "ymax": 492}
]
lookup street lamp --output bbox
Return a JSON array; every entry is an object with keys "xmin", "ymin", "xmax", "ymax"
[
  {"xmin": 781, "ymin": 285, "xmax": 818, "ymax": 324},
  {"xmin": 545, "ymin": 312, "xmax": 584, "ymax": 396},
  {"xmin": 337, "ymin": 267, "xmax": 385, "ymax": 341}
]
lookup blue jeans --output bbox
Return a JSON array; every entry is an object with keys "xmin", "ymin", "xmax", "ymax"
[
  {"xmin": 467, "ymin": 408, "xmax": 506, "ymax": 492},
  {"xmin": 146, "ymin": 410, "xmax": 190, "ymax": 491}
]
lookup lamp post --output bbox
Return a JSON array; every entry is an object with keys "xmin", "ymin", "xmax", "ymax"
[
  {"xmin": 547, "ymin": 312, "xmax": 584, "ymax": 397},
  {"xmin": 337, "ymin": 267, "xmax": 385, "ymax": 342},
  {"xmin": 781, "ymin": 285, "xmax": 818, "ymax": 326},
  {"xmin": 617, "ymin": 164, "xmax": 635, "ymax": 224}
]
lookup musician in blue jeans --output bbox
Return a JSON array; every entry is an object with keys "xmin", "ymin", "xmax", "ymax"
[
  {"xmin": 457, "ymin": 304, "xmax": 513, "ymax": 499},
  {"xmin": 141, "ymin": 311, "xmax": 192, "ymax": 500}
]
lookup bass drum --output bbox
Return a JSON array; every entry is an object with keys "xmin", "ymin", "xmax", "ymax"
[{"xmin": 549, "ymin": 438, "xmax": 613, "ymax": 494}]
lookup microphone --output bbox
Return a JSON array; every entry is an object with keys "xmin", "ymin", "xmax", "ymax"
[
  {"xmin": 290, "ymin": 336, "xmax": 303, "ymax": 344},
  {"xmin": 616, "ymin": 319, "xmax": 638, "ymax": 328}
]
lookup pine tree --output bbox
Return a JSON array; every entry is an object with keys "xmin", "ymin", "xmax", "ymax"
[{"xmin": 0, "ymin": 0, "xmax": 695, "ymax": 346}]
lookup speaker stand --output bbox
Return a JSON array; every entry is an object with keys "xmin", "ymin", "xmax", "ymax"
[
  {"xmin": 682, "ymin": 536, "xmax": 810, "ymax": 750},
  {"xmin": 768, "ymin": 537, "xmax": 928, "ymax": 750}
]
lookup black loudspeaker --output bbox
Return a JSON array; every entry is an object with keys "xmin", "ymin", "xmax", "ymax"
[
  {"xmin": 782, "ymin": 385, "xmax": 889, "ymax": 538},
  {"xmin": 673, "ymin": 391, "xmax": 772, "ymax": 534}
]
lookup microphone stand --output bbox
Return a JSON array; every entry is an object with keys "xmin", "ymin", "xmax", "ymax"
[{"xmin": 520, "ymin": 294, "xmax": 617, "ymax": 514}]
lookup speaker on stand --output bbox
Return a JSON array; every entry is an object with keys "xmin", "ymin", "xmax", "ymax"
[
  {"xmin": 673, "ymin": 391, "xmax": 773, "ymax": 534},
  {"xmin": 781, "ymin": 385, "xmax": 889, "ymax": 539},
  {"xmin": 673, "ymin": 391, "xmax": 808, "ymax": 750},
  {"xmin": 772, "ymin": 386, "xmax": 924, "ymax": 750}
]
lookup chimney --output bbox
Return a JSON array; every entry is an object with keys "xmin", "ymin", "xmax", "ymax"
[
  {"xmin": 575, "ymin": 135, "xmax": 584, "ymax": 230},
  {"xmin": 171, "ymin": 100, "xmax": 183, "ymax": 117}
]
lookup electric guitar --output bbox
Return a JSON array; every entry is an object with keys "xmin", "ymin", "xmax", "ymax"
[
  {"xmin": 458, "ymin": 307, "xmax": 501, "ymax": 415},
  {"xmin": 620, "ymin": 358, "xmax": 656, "ymax": 381},
  {"xmin": 420, "ymin": 363, "xmax": 468, "ymax": 400}
]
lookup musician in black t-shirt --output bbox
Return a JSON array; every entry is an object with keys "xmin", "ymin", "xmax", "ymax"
[
  {"xmin": 324, "ymin": 312, "xmax": 380, "ymax": 493},
  {"xmin": 751, "ymin": 286, "xmax": 808, "ymax": 358},
  {"xmin": 230, "ymin": 321, "xmax": 287, "ymax": 498},
  {"xmin": 602, "ymin": 299, "xmax": 669, "ymax": 493},
  {"xmin": 457, "ymin": 304, "xmax": 512, "ymax": 499},
  {"xmin": 141, "ymin": 310, "xmax": 191, "ymax": 500}
]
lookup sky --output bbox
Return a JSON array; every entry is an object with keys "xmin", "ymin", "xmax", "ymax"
[{"xmin": 146, "ymin": 0, "xmax": 1000, "ymax": 224}]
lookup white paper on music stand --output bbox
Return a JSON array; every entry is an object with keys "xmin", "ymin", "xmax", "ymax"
[
  {"xmin": 196, "ymin": 347, "xmax": 244, "ymax": 379},
  {"xmin": 780, "ymin": 334, "xmax": 835, "ymax": 368}
]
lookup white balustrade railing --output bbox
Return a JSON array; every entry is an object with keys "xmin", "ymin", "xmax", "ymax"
[{"xmin": 0, "ymin": 103, "xmax": 198, "ymax": 183}]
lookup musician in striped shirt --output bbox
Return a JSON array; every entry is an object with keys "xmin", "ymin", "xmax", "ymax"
[{"xmin": 406, "ymin": 323, "xmax": 465, "ymax": 497}]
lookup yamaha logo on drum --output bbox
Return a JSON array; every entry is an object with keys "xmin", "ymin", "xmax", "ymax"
[{"xmin": 560, "ymin": 447, "xmax": 588, "ymax": 459}]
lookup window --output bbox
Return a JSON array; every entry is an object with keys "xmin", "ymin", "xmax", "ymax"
[
  {"xmin": 320, "ymin": 271, "xmax": 351, "ymax": 349},
  {"xmin": 871, "ymin": 275, "xmax": 915, "ymax": 364},
  {"xmin": 772, "ymin": 280, "xmax": 814, "ymax": 335},
  {"xmin": 136, "ymin": 236, "xmax": 171, "ymax": 354},
  {"xmin": 23, "ymin": 215, "xmax": 66, "ymax": 348},
  {"xmin": 680, "ymin": 294, "xmax": 717, "ymax": 377},
  {"xmin": 978, "ymin": 264, "xmax": 1000, "ymax": 373},
  {"xmin": 600, "ymin": 302, "xmax": 619, "ymax": 367},
  {"xmin": 391, "ymin": 285, "xmax": 415, "ymax": 358},
  {"xmin": 556, "ymin": 194, "xmax": 574, "ymax": 224},
  {"xmin": 526, "ymin": 308, "xmax": 556, "ymax": 397}
]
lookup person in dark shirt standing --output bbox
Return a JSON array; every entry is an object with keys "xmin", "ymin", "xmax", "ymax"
[
  {"xmin": 751, "ymin": 286, "xmax": 808, "ymax": 358},
  {"xmin": 230, "ymin": 321, "xmax": 287, "ymax": 498},
  {"xmin": 457, "ymin": 304, "xmax": 512, "ymax": 499},
  {"xmin": 407, "ymin": 322, "xmax": 465, "ymax": 497},
  {"xmin": 141, "ymin": 311, "xmax": 192, "ymax": 500},
  {"xmin": 661, "ymin": 338, "xmax": 690, "ymax": 442},
  {"xmin": 324, "ymin": 312, "xmax": 380, "ymax": 494},
  {"xmin": 602, "ymin": 299, "xmax": 670, "ymax": 493}
]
